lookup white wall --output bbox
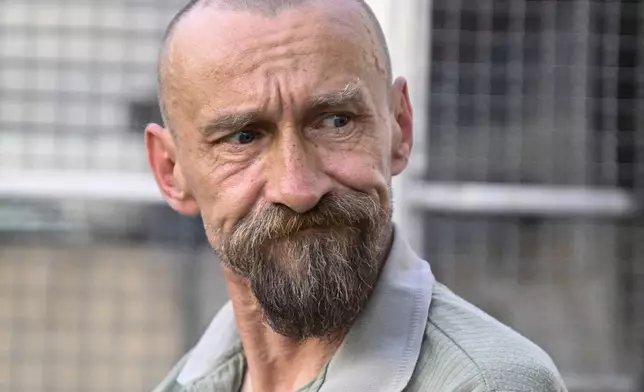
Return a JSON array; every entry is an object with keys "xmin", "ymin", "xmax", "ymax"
[{"xmin": 364, "ymin": 0, "xmax": 432, "ymax": 250}]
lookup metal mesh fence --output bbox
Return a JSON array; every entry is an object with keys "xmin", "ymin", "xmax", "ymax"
[
  {"xmin": 0, "ymin": 2, "xmax": 212, "ymax": 391},
  {"xmin": 425, "ymin": 1, "xmax": 643, "ymax": 391},
  {"xmin": 0, "ymin": 1, "xmax": 171, "ymax": 173},
  {"xmin": 0, "ymin": 0, "xmax": 642, "ymax": 392}
]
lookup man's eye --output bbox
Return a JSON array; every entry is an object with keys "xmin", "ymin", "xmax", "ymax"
[
  {"xmin": 318, "ymin": 114, "xmax": 351, "ymax": 130},
  {"xmin": 225, "ymin": 130, "xmax": 258, "ymax": 145}
]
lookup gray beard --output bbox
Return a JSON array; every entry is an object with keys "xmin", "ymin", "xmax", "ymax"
[
  {"xmin": 215, "ymin": 190, "xmax": 392, "ymax": 340},
  {"xmin": 235, "ymin": 225, "xmax": 386, "ymax": 340}
]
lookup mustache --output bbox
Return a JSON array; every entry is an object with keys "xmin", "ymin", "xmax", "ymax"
[{"xmin": 227, "ymin": 191, "xmax": 383, "ymax": 249}]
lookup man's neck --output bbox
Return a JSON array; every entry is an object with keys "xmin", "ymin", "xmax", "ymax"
[{"xmin": 224, "ymin": 270, "xmax": 344, "ymax": 392}]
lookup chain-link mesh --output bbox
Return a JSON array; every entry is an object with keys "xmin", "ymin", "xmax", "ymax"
[
  {"xmin": 0, "ymin": 0, "xmax": 642, "ymax": 391},
  {"xmin": 425, "ymin": 1, "xmax": 643, "ymax": 391},
  {"xmin": 0, "ymin": 2, "xmax": 217, "ymax": 391}
]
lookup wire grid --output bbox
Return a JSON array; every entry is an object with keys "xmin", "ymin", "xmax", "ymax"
[
  {"xmin": 0, "ymin": 0, "xmax": 177, "ymax": 174},
  {"xmin": 0, "ymin": 1, "xmax": 209, "ymax": 391},
  {"xmin": 425, "ymin": 0, "xmax": 643, "ymax": 390}
]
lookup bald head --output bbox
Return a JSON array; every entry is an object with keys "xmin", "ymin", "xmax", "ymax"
[
  {"xmin": 161, "ymin": 0, "xmax": 390, "ymax": 73},
  {"xmin": 157, "ymin": 0, "xmax": 392, "ymax": 129}
]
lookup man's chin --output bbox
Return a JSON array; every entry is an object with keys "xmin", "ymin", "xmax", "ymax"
[{"xmin": 256, "ymin": 286, "xmax": 367, "ymax": 341}]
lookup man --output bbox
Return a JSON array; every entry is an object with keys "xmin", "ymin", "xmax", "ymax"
[{"xmin": 146, "ymin": 0, "xmax": 568, "ymax": 391}]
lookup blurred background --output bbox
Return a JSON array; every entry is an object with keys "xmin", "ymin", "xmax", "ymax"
[{"xmin": 0, "ymin": 0, "xmax": 642, "ymax": 391}]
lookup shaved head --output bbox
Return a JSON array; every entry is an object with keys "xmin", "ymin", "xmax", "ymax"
[{"xmin": 157, "ymin": 0, "xmax": 392, "ymax": 130}]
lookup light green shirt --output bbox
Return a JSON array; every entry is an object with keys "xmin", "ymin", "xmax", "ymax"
[{"xmin": 154, "ymin": 232, "xmax": 568, "ymax": 392}]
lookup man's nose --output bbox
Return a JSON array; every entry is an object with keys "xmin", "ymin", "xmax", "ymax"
[{"xmin": 264, "ymin": 133, "xmax": 333, "ymax": 213}]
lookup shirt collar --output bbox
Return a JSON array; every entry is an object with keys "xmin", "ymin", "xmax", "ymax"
[
  {"xmin": 176, "ymin": 301, "xmax": 240, "ymax": 386},
  {"xmin": 319, "ymin": 229, "xmax": 434, "ymax": 392},
  {"xmin": 177, "ymin": 228, "xmax": 435, "ymax": 391}
]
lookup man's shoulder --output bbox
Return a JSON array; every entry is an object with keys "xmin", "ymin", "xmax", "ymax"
[
  {"xmin": 408, "ymin": 282, "xmax": 567, "ymax": 392},
  {"xmin": 152, "ymin": 352, "xmax": 192, "ymax": 392},
  {"xmin": 151, "ymin": 302, "xmax": 243, "ymax": 392}
]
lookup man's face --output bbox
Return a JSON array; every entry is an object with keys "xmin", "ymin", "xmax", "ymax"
[{"xmin": 147, "ymin": 1, "xmax": 413, "ymax": 339}]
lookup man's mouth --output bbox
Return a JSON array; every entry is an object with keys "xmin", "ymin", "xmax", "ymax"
[
  {"xmin": 297, "ymin": 226, "xmax": 332, "ymax": 234},
  {"xmin": 269, "ymin": 225, "xmax": 340, "ymax": 242}
]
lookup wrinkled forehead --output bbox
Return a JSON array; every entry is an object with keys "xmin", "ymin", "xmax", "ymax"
[{"xmin": 161, "ymin": 2, "xmax": 388, "ymax": 120}]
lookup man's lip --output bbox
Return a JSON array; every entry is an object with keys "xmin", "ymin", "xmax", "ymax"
[
  {"xmin": 279, "ymin": 226, "xmax": 335, "ymax": 238},
  {"xmin": 298, "ymin": 227, "xmax": 330, "ymax": 234},
  {"xmin": 264, "ymin": 225, "xmax": 353, "ymax": 244}
]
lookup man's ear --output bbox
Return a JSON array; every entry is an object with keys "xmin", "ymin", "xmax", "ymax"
[
  {"xmin": 389, "ymin": 77, "xmax": 414, "ymax": 176},
  {"xmin": 145, "ymin": 123, "xmax": 200, "ymax": 216}
]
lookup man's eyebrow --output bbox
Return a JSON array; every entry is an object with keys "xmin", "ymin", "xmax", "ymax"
[
  {"xmin": 198, "ymin": 111, "xmax": 262, "ymax": 136},
  {"xmin": 197, "ymin": 81, "xmax": 367, "ymax": 136},
  {"xmin": 307, "ymin": 81, "xmax": 367, "ymax": 109}
]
